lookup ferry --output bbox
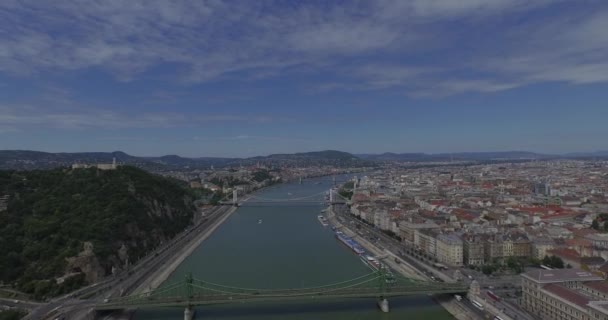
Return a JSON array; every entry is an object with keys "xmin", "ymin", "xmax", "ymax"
[
  {"xmin": 335, "ymin": 231, "xmax": 366, "ymax": 255},
  {"xmin": 317, "ymin": 215, "xmax": 329, "ymax": 227},
  {"xmin": 360, "ymin": 255, "xmax": 382, "ymax": 270}
]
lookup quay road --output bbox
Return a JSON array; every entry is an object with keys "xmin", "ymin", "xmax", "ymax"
[
  {"xmin": 331, "ymin": 205, "xmax": 490, "ymax": 320},
  {"xmin": 25, "ymin": 205, "xmax": 235, "ymax": 320},
  {"xmin": 0, "ymin": 297, "xmax": 42, "ymax": 311},
  {"xmin": 332, "ymin": 205, "xmax": 537, "ymax": 320}
]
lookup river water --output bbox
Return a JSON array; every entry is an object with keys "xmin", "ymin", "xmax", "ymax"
[{"xmin": 135, "ymin": 175, "xmax": 452, "ymax": 319}]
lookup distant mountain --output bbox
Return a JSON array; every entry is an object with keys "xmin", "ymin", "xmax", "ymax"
[
  {"xmin": 0, "ymin": 149, "xmax": 370, "ymax": 170},
  {"xmin": 266, "ymin": 150, "xmax": 357, "ymax": 160},
  {"xmin": 357, "ymin": 151, "xmax": 555, "ymax": 162},
  {"xmin": 3, "ymin": 149, "xmax": 606, "ymax": 170},
  {"xmin": 562, "ymin": 151, "xmax": 608, "ymax": 158}
]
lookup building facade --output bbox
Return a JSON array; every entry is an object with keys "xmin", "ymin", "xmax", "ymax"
[
  {"xmin": 436, "ymin": 233, "xmax": 463, "ymax": 266},
  {"xmin": 521, "ymin": 269, "xmax": 608, "ymax": 320},
  {"xmin": 463, "ymin": 234, "xmax": 485, "ymax": 266}
]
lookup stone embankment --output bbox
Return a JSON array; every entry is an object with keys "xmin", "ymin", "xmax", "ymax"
[
  {"xmin": 132, "ymin": 205, "xmax": 238, "ymax": 294},
  {"xmin": 326, "ymin": 207, "xmax": 479, "ymax": 320}
]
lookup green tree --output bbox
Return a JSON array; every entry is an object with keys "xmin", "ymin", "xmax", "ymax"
[
  {"xmin": 482, "ymin": 265, "xmax": 494, "ymax": 275},
  {"xmin": 0, "ymin": 166, "xmax": 196, "ymax": 297},
  {"xmin": 592, "ymin": 219, "xmax": 599, "ymax": 230},
  {"xmin": 0, "ymin": 310, "xmax": 27, "ymax": 320},
  {"xmin": 550, "ymin": 255, "xmax": 565, "ymax": 269}
]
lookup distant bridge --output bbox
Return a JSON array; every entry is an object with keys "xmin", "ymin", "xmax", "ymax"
[
  {"xmin": 95, "ymin": 270, "xmax": 468, "ymax": 318},
  {"xmin": 219, "ymin": 188, "xmax": 349, "ymax": 207}
]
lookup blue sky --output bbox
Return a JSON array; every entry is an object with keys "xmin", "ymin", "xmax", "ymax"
[{"xmin": 1, "ymin": 0, "xmax": 608, "ymax": 157}]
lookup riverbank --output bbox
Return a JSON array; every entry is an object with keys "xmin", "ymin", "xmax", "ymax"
[
  {"xmin": 326, "ymin": 207, "xmax": 476, "ymax": 320},
  {"xmin": 325, "ymin": 208, "xmax": 423, "ymax": 280},
  {"xmin": 132, "ymin": 205, "xmax": 239, "ymax": 294}
]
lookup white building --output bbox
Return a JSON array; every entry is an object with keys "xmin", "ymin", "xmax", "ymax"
[{"xmin": 436, "ymin": 233, "xmax": 464, "ymax": 266}]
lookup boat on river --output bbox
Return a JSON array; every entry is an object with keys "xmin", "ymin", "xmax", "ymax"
[
  {"xmin": 317, "ymin": 215, "xmax": 329, "ymax": 227},
  {"xmin": 335, "ymin": 231, "xmax": 365, "ymax": 255}
]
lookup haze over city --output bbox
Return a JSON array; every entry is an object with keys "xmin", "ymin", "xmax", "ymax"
[{"xmin": 1, "ymin": 1, "xmax": 608, "ymax": 157}]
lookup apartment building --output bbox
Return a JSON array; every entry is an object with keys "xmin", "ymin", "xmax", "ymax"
[
  {"xmin": 436, "ymin": 233, "xmax": 463, "ymax": 266},
  {"xmin": 521, "ymin": 269, "xmax": 608, "ymax": 320},
  {"xmin": 463, "ymin": 234, "xmax": 485, "ymax": 266}
]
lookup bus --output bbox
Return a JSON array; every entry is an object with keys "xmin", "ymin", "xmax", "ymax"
[
  {"xmin": 471, "ymin": 300, "xmax": 484, "ymax": 310},
  {"xmin": 540, "ymin": 264, "xmax": 553, "ymax": 270}
]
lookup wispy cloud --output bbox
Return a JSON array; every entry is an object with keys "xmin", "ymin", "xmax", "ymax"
[
  {"xmin": 0, "ymin": 1, "xmax": 606, "ymax": 96},
  {"xmin": 193, "ymin": 134, "xmax": 310, "ymax": 142},
  {"xmin": 0, "ymin": 104, "xmax": 285, "ymax": 131}
]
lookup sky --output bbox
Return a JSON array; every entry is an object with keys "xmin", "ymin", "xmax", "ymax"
[{"xmin": 1, "ymin": 0, "xmax": 608, "ymax": 157}]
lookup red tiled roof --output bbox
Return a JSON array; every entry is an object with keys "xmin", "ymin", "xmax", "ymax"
[
  {"xmin": 565, "ymin": 238, "xmax": 592, "ymax": 248},
  {"xmin": 584, "ymin": 281, "xmax": 608, "ymax": 294},
  {"xmin": 572, "ymin": 228, "xmax": 599, "ymax": 237},
  {"xmin": 543, "ymin": 284, "xmax": 590, "ymax": 308},
  {"xmin": 547, "ymin": 248, "xmax": 581, "ymax": 261}
]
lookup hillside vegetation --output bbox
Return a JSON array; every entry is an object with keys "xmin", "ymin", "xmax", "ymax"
[{"xmin": 0, "ymin": 166, "xmax": 196, "ymax": 299}]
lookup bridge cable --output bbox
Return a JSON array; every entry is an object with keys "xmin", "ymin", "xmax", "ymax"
[
  {"xmin": 188, "ymin": 275, "xmax": 383, "ymax": 298},
  {"xmin": 191, "ymin": 271, "xmax": 380, "ymax": 292}
]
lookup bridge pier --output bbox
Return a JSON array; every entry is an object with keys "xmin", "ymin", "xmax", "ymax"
[
  {"xmin": 184, "ymin": 306, "xmax": 195, "ymax": 320},
  {"xmin": 377, "ymin": 298, "xmax": 390, "ymax": 313}
]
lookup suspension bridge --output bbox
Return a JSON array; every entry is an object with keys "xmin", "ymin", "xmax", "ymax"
[
  {"xmin": 95, "ymin": 269, "xmax": 468, "ymax": 318},
  {"xmin": 219, "ymin": 188, "xmax": 350, "ymax": 206}
]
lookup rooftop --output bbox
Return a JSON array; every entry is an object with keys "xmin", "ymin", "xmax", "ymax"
[
  {"xmin": 522, "ymin": 268, "xmax": 603, "ymax": 284},
  {"xmin": 584, "ymin": 281, "xmax": 608, "ymax": 295},
  {"xmin": 542, "ymin": 283, "xmax": 590, "ymax": 309},
  {"xmin": 588, "ymin": 301, "xmax": 608, "ymax": 316}
]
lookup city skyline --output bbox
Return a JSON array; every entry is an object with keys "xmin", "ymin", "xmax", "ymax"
[{"xmin": 2, "ymin": 1, "xmax": 608, "ymax": 157}]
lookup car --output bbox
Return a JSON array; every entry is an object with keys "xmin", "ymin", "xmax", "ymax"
[{"xmin": 103, "ymin": 298, "xmax": 109, "ymax": 303}]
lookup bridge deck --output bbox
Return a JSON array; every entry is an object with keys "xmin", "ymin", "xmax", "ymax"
[{"xmin": 96, "ymin": 284, "xmax": 467, "ymax": 310}]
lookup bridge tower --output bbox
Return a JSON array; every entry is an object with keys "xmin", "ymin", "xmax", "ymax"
[
  {"xmin": 184, "ymin": 273, "xmax": 195, "ymax": 320},
  {"xmin": 233, "ymin": 189, "xmax": 238, "ymax": 206},
  {"xmin": 377, "ymin": 268, "xmax": 390, "ymax": 312},
  {"xmin": 329, "ymin": 189, "xmax": 334, "ymax": 203}
]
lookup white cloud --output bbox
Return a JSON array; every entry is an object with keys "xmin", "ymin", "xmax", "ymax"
[
  {"xmin": 0, "ymin": 0, "xmax": 606, "ymax": 96},
  {"xmin": 0, "ymin": 104, "xmax": 284, "ymax": 130}
]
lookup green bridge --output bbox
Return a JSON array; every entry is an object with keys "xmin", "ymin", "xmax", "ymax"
[{"xmin": 95, "ymin": 270, "xmax": 468, "ymax": 318}]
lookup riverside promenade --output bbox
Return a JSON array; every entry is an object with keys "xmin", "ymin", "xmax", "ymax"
[{"xmin": 326, "ymin": 206, "xmax": 479, "ymax": 320}]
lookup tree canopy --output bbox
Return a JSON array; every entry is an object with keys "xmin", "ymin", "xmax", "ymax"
[{"xmin": 0, "ymin": 166, "xmax": 195, "ymax": 299}]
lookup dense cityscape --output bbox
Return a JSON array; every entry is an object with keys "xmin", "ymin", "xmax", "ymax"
[{"xmin": 2, "ymin": 153, "xmax": 608, "ymax": 320}]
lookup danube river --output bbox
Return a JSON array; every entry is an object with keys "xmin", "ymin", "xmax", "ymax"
[{"xmin": 135, "ymin": 175, "xmax": 452, "ymax": 319}]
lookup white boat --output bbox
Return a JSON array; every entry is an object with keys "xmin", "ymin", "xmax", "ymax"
[
  {"xmin": 317, "ymin": 215, "xmax": 329, "ymax": 227},
  {"xmin": 258, "ymin": 219, "xmax": 263, "ymax": 224}
]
